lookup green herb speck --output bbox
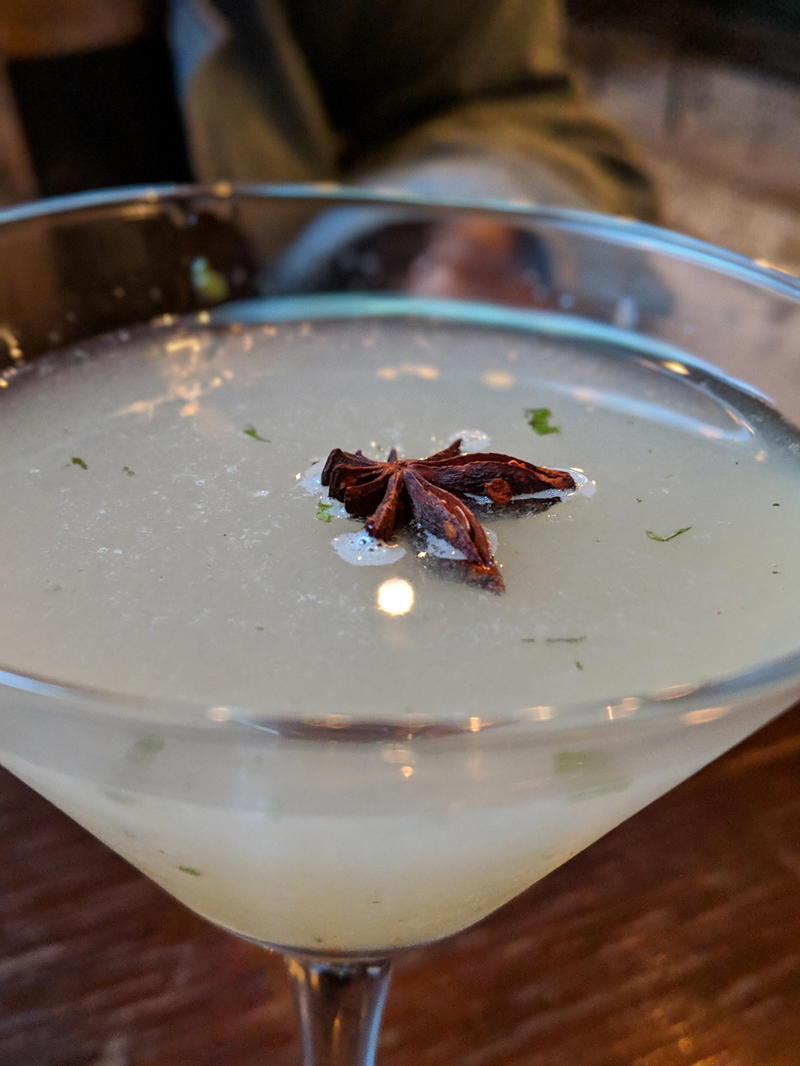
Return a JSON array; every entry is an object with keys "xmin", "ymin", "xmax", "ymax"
[
  {"xmin": 178, "ymin": 865, "xmax": 202, "ymax": 877},
  {"xmin": 243, "ymin": 425, "xmax": 269, "ymax": 442},
  {"xmin": 71, "ymin": 456, "xmax": 88, "ymax": 470},
  {"xmin": 575, "ymin": 660, "xmax": 584, "ymax": 671},
  {"xmin": 646, "ymin": 526, "xmax": 692, "ymax": 542},
  {"xmin": 524, "ymin": 407, "xmax": 560, "ymax": 435},
  {"xmin": 129, "ymin": 734, "xmax": 165, "ymax": 765},
  {"xmin": 316, "ymin": 500, "xmax": 334, "ymax": 523},
  {"xmin": 521, "ymin": 637, "xmax": 537, "ymax": 644},
  {"xmin": 546, "ymin": 635, "xmax": 586, "ymax": 645},
  {"xmin": 190, "ymin": 257, "xmax": 229, "ymax": 302},
  {"xmin": 122, "ymin": 465, "xmax": 135, "ymax": 476}
]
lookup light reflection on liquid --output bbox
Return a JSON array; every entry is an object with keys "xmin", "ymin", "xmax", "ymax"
[
  {"xmin": 376, "ymin": 577, "xmax": 415, "ymax": 616},
  {"xmin": 481, "ymin": 370, "xmax": 516, "ymax": 390},
  {"xmin": 113, "ymin": 333, "xmax": 230, "ymax": 421},
  {"xmin": 527, "ymin": 705, "xmax": 554, "ymax": 722},
  {"xmin": 165, "ymin": 335, "xmax": 204, "ymax": 355},
  {"xmin": 606, "ymin": 696, "xmax": 641, "ymax": 720},
  {"xmin": 376, "ymin": 363, "xmax": 440, "ymax": 381},
  {"xmin": 682, "ymin": 705, "xmax": 731, "ymax": 725},
  {"xmin": 658, "ymin": 684, "xmax": 699, "ymax": 701}
]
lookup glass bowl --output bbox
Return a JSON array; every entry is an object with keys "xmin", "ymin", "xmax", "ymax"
[{"xmin": 1, "ymin": 185, "xmax": 799, "ymax": 1066}]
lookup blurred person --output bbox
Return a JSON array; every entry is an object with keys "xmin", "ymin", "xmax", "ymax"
[
  {"xmin": 171, "ymin": 0, "xmax": 655, "ymax": 217},
  {"xmin": 0, "ymin": 0, "xmax": 655, "ymax": 215},
  {"xmin": 0, "ymin": 0, "xmax": 660, "ymax": 309},
  {"xmin": 174, "ymin": 0, "xmax": 659, "ymax": 302}
]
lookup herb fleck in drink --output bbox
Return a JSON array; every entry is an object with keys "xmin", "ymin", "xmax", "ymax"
[{"xmin": 1, "ymin": 306, "xmax": 799, "ymax": 951}]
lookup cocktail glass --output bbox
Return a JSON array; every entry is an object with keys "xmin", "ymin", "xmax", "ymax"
[{"xmin": 1, "ymin": 186, "xmax": 799, "ymax": 1065}]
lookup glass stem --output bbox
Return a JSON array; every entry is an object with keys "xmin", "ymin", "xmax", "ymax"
[{"xmin": 285, "ymin": 955, "xmax": 392, "ymax": 1066}]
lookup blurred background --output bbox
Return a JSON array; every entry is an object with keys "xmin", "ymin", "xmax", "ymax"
[
  {"xmin": 569, "ymin": 0, "xmax": 800, "ymax": 271},
  {"xmin": 0, "ymin": 0, "xmax": 798, "ymax": 270}
]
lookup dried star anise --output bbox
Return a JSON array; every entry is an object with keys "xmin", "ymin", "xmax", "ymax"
[{"xmin": 321, "ymin": 440, "xmax": 575, "ymax": 592}]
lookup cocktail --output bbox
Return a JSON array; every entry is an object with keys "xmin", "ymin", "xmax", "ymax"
[{"xmin": 1, "ymin": 187, "xmax": 799, "ymax": 1064}]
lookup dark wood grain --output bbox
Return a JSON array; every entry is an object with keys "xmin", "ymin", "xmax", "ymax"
[{"xmin": 2, "ymin": 702, "xmax": 800, "ymax": 1066}]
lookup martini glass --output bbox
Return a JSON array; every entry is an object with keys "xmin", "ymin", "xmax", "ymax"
[{"xmin": 1, "ymin": 186, "xmax": 800, "ymax": 1066}]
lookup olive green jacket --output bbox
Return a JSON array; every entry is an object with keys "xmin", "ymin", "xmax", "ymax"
[{"xmin": 170, "ymin": 0, "xmax": 657, "ymax": 219}]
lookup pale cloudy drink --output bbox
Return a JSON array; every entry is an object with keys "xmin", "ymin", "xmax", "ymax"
[{"xmin": 1, "ymin": 304, "xmax": 798, "ymax": 951}]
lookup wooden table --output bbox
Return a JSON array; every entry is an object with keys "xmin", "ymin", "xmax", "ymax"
[{"xmin": 3, "ymin": 700, "xmax": 800, "ymax": 1065}]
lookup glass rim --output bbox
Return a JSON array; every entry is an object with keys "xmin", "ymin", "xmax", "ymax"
[
  {"xmin": 1, "ymin": 181, "xmax": 799, "ymax": 737},
  {"xmin": 1, "ymin": 180, "xmax": 798, "ymax": 297}
]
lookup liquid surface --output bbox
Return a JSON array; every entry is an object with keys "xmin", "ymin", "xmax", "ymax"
[
  {"xmin": 1, "ymin": 309, "xmax": 799, "ymax": 720},
  {"xmin": 2, "ymin": 304, "xmax": 800, "ymax": 951}
]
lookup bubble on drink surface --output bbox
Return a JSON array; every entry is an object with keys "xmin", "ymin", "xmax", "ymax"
[
  {"xmin": 297, "ymin": 458, "xmax": 326, "ymax": 495},
  {"xmin": 319, "ymin": 496, "xmax": 350, "ymax": 519},
  {"xmin": 569, "ymin": 469, "xmax": 596, "ymax": 498},
  {"xmin": 449, "ymin": 428, "xmax": 491, "ymax": 452},
  {"xmin": 297, "ymin": 462, "xmax": 351, "ymax": 517},
  {"xmin": 298, "ymin": 448, "xmax": 398, "ymax": 505},
  {"xmin": 331, "ymin": 531, "xmax": 406, "ymax": 566},
  {"xmin": 419, "ymin": 528, "xmax": 497, "ymax": 562}
]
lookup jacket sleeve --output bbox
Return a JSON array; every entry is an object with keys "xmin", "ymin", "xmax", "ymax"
[{"xmin": 284, "ymin": 0, "xmax": 657, "ymax": 219}]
